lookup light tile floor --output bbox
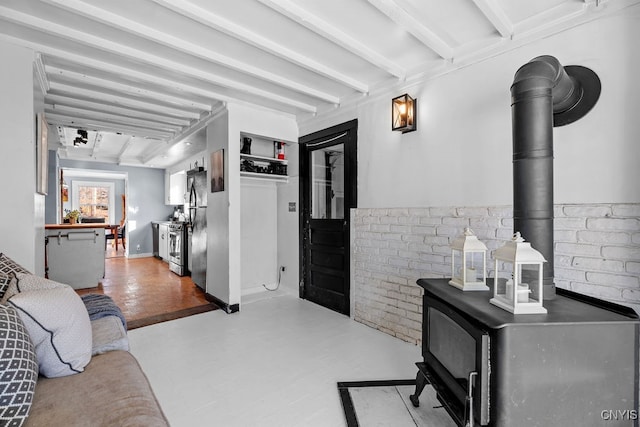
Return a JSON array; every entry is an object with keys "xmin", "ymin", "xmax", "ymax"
[{"xmin": 128, "ymin": 291, "xmax": 421, "ymax": 427}]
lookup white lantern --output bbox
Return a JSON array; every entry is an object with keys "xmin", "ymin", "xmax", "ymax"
[
  {"xmin": 490, "ymin": 232, "xmax": 547, "ymax": 314},
  {"xmin": 449, "ymin": 227, "xmax": 488, "ymax": 291}
]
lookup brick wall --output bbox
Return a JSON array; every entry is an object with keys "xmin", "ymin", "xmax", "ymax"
[{"xmin": 352, "ymin": 203, "xmax": 640, "ymax": 344}]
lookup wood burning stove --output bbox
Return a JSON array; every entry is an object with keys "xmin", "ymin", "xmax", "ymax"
[{"xmin": 410, "ymin": 278, "xmax": 639, "ymax": 426}]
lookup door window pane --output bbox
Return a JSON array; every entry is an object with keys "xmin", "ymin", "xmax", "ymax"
[
  {"xmin": 311, "ymin": 144, "xmax": 344, "ymax": 219},
  {"xmin": 78, "ymin": 185, "xmax": 110, "ymax": 220}
]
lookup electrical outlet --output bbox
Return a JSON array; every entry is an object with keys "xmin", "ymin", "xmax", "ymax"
[
  {"xmin": 136, "ymin": 244, "xmax": 141, "ymax": 252},
  {"xmin": 281, "ymin": 266, "xmax": 286, "ymax": 272}
]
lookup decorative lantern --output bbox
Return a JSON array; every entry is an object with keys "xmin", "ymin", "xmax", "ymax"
[
  {"xmin": 449, "ymin": 227, "xmax": 488, "ymax": 291},
  {"xmin": 490, "ymin": 232, "xmax": 547, "ymax": 314},
  {"xmin": 391, "ymin": 94, "xmax": 417, "ymax": 133}
]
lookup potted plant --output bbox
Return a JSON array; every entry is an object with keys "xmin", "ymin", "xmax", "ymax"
[{"xmin": 64, "ymin": 209, "xmax": 81, "ymax": 224}]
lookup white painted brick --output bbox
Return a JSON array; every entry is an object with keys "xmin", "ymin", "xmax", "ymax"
[
  {"xmin": 419, "ymin": 217, "xmax": 442, "ymax": 225},
  {"xmin": 563, "ymin": 205, "xmax": 612, "ymax": 217},
  {"xmin": 442, "ymin": 217, "xmax": 470, "ymax": 227},
  {"xmin": 554, "ymin": 267, "xmax": 587, "ymax": 281},
  {"xmin": 555, "ymin": 255, "xmax": 573, "ymax": 268},
  {"xmin": 577, "ymin": 230, "xmax": 630, "ymax": 245},
  {"xmin": 390, "ymin": 224, "xmax": 411, "ymax": 233},
  {"xmin": 601, "ymin": 246, "xmax": 640, "ymax": 260},
  {"xmin": 488, "ymin": 206, "xmax": 512, "ymax": 217},
  {"xmin": 555, "ymin": 217, "xmax": 587, "ymax": 229},
  {"xmin": 501, "ymin": 218, "xmax": 514, "ymax": 228},
  {"xmin": 457, "ymin": 207, "xmax": 489, "ymax": 217},
  {"xmin": 381, "ymin": 265, "xmax": 400, "ymax": 275},
  {"xmin": 430, "ymin": 207, "xmax": 458, "ymax": 217},
  {"xmin": 398, "ymin": 250, "xmax": 422, "ymax": 260},
  {"xmin": 370, "ymin": 224, "xmax": 390, "ymax": 232},
  {"xmin": 420, "ymin": 253, "xmax": 446, "ymax": 264},
  {"xmin": 380, "ymin": 216, "xmax": 399, "ymax": 224},
  {"xmin": 554, "ymin": 230, "xmax": 577, "ymax": 242},
  {"xmin": 411, "ymin": 225, "xmax": 437, "ymax": 235},
  {"xmin": 633, "ymin": 233, "xmax": 640, "ymax": 245},
  {"xmin": 612, "ymin": 204, "xmax": 640, "ymax": 218},
  {"xmin": 496, "ymin": 228, "xmax": 515, "ymax": 239},
  {"xmin": 408, "ymin": 208, "xmax": 430, "ymax": 217},
  {"xmin": 627, "ymin": 262, "xmax": 640, "ymax": 274},
  {"xmin": 435, "ymin": 225, "xmax": 458, "ymax": 237},
  {"xmin": 555, "ymin": 242, "xmax": 601, "ymax": 257},
  {"xmin": 572, "ymin": 257, "xmax": 625, "ymax": 272},
  {"xmin": 398, "ymin": 216, "xmax": 421, "ymax": 225},
  {"xmin": 407, "ymin": 242, "xmax": 433, "ymax": 253},
  {"xmin": 470, "ymin": 217, "xmax": 501, "ymax": 229},
  {"xmin": 362, "ymin": 216, "xmax": 380, "ymax": 224},
  {"xmin": 570, "ymin": 282, "xmax": 623, "ymax": 300},
  {"xmin": 587, "ymin": 217, "xmax": 640, "ymax": 231},
  {"xmin": 401, "ymin": 234, "xmax": 425, "ymax": 243},
  {"xmin": 389, "ymin": 258, "xmax": 410, "ymax": 268},
  {"xmin": 408, "ymin": 260, "xmax": 432, "ymax": 271},
  {"xmin": 586, "ymin": 272, "xmax": 639, "ymax": 287},
  {"xmin": 469, "ymin": 228, "xmax": 496, "ymax": 240},
  {"xmin": 621, "ymin": 288, "xmax": 640, "ymax": 303},
  {"xmin": 380, "ymin": 248, "xmax": 400, "ymax": 257},
  {"xmin": 423, "ymin": 235, "xmax": 450, "ymax": 245}
]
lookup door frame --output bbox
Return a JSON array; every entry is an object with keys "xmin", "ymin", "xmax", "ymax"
[{"xmin": 299, "ymin": 119, "xmax": 357, "ymax": 315}]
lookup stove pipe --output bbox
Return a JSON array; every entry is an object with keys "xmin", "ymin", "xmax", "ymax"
[{"xmin": 511, "ymin": 55, "xmax": 600, "ymax": 300}]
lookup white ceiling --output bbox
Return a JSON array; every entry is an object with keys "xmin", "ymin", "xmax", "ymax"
[{"xmin": 1, "ymin": 0, "xmax": 635, "ymax": 169}]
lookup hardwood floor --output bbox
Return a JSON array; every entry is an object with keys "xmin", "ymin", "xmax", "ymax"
[{"xmin": 76, "ymin": 256, "xmax": 217, "ymax": 329}]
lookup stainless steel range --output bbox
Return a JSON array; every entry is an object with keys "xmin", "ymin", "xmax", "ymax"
[{"xmin": 168, "ymin": 222, "xmax": 186, "ymax": 276}]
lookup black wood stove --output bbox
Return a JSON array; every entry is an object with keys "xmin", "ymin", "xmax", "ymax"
[{"xmin": 410, "ymin": 278, "xmax": 639, "ymax": 427}]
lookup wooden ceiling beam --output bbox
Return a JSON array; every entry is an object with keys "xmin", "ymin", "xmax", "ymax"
[
  {"xmin": 471, "ymin": 0, "xmax": 513, "ymax": 38},
  {"xmin": 257, "ymin": 0, "xmax": 406, "ymax": 80},
  {"xmin": 0, "ymin": 5, "xmax": 317, "ymax": 112},
  {"xmin": 152, "ymin": 0, "xmax": 369, "ymax": 93},
  {"xmin": 366, "ymin": 0, "xmax": 454, "ymax": 60},
  {"xmin": 43, "ymin": 0, "xmax": 339, "ymax": 104},
  {"xmin": 44, "ymin": 112, "xmax": 174, "ymax": 140}
]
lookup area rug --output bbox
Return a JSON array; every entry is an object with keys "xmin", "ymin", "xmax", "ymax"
[
  {"xmin": 126, "ymin": 303, "xmax": 218, "ymax": 330},
  {"xmin": 338, "ymin": 379, "xmax": 457, "ymax": 427}
]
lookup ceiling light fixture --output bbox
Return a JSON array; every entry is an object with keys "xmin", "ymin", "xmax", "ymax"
[{"xmin": 392, "ymin": 94, "xmax": 417, "ymax": 133}]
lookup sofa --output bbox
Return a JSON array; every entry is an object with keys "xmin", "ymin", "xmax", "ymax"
[{"xmin": 0, "ymin": 253, "xmax": 168, "ymax": 426}]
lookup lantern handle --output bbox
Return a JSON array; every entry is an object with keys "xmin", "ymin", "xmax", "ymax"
[
  {"xmin": 464, "ymin": 227, "xmax": 475, "ymax": 236},
  {"xmin": 513, "ymin": 231, "xmax": 524, "ymax": 242}
]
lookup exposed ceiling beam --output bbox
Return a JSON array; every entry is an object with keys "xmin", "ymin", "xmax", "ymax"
[
  {"xmin": 45, "ymin": 66, "xmax": 212, "ymax": 112},
  {"xmin": 45, "ymin": 112, "xmax": 174, "ymax": 140},
  {"xmin": 45, "ymin": 94, "xmax": 192, "ymax": 127},
  {"xmin": 90, "ymin": 132, "xmax": 103, "ymax": 158},
  {"xmin": 48, "ymin": 81, "xmax": 201, "ymax": 120},
  {"xmin": 257, "ymin": 0, "xmax": 406, "ymax": 80},
  {"xmin": 116, "ymin": 136, "xmax": 134, "ymax": 164},
  {"xmin": 45, "ymin": 103, "xmax": 184, "ymax": 134},
  {"xmin": 0, "ymin": 32, "xmax": 296, "ymax": 117},
  {"xmin": 152, "ymin": 0, "xmax": 369, "ymax": 93},
  {"xmin": 0, "ymin": 6, "xmax": 317, "ymax": 113},
  {"xmin": 43, "ymin": 0, "xmax": 340, "ymax": 104},
  {"xmin": 471, "ymin": 0, "xmax": 514, "ymax": 38},
  {"xmin": 365, "ymin": 0, "xmax": 454, "ymax": 60}
]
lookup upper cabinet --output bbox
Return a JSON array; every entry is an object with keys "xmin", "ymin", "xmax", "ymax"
[
  {"xmin": 165, "ymin": 170, "xmax": 187, "ymax": 205},
  {"xmin": 240, "ymin": 132, "xmax": 289, "ymax": 182}
]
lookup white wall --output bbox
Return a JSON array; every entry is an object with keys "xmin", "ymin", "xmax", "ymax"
[
  {"xmin": 0, "ymin": 40, "xmax": 43, "ymax": 274},
  {"xmin": 227, "ymin": 103, "xmax": 299, "ymax": 307},
  {"xmin": 299, "ymin": 6, "xmax": 640, "ymax": 208},
  {"xmin": 206, "ymin": 112, "xmax": 231, "ymax": 305}
]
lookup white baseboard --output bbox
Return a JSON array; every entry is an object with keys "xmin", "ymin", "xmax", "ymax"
[{"xmin": 126, "ymin": 252, "xmax": 153, "ymax": 259}]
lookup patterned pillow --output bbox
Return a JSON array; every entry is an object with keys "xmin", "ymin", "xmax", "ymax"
[
  {"xmin": 1, "ymin": 273, "xmax": 67, "ymax": 304},
  {"xmin": 8, "ymin": 287, "xmax": 92, "ymax": 378},
  {"xmin": 0, "ymin": 305, "xmax": 38, "ymax": 425},
  {"xmin": 0, "ymin": 254, "xmax": 30, "ymax": 276},
  {"xmin": 0, "ymin": 272, "xmax": 13, "ymax": 301}
]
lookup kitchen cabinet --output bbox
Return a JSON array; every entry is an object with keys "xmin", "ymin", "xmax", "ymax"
[
  {"xmin": 158, "ymin": 223, "xmax": 169, "ymax": 261},
  {"xmin": 165, "ymin": 171, "xmax": 187, "ymax": 205},
  {"xmin": 240, "ymin": 132, "xmax": 289, "ymax": 182}
]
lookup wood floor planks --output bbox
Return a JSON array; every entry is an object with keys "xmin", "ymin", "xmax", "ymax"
[{"xmin": 75, "ymin": 256, "xmax": 216, "ymax": 327}]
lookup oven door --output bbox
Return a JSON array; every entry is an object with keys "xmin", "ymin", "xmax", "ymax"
[{"xmin": 168, "ymin": 228, "xmax": 184, "ymax": 275}]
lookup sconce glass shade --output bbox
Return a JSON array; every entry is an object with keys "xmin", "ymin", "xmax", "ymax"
[{"xmin": 392, "ymin": 94, "xmax": 416, "ymax": 133}]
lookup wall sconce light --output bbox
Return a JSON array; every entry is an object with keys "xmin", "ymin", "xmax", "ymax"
[{"xmin": 392, "ymin": 93, "xmax": 417, "ymax": 133}]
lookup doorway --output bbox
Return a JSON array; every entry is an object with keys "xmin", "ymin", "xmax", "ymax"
[{"xmin": 299, "ymin": 120, "xmax": 357, "ymax": 315}]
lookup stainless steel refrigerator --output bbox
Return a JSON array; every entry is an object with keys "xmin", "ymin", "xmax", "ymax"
[{"xmin": 187, "ymin": 168, "xmax": 207, "ymax": 290}]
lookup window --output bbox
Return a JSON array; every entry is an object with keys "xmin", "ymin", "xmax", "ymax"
[{"xmin": 71, "ymin": 181, "xmax": 115, "ymax": 223}]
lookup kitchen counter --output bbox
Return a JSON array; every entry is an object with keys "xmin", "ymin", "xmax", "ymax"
[{"xmin": 45, "ymin": 225, "xmax": 107, "ymax": 289}]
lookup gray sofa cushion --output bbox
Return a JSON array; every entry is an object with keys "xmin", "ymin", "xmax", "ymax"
[
  {"xmin": 90, "ymin": 316, "xmax": 129, "ymax": 355},
  {"xmin": 26, "ymin": 350, "xmax": 169, "ymax": 426},
  {"xmin": 0, "ymin": 305, "xmax": 38, "ymax": 426}
]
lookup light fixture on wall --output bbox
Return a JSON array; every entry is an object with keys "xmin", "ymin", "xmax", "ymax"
[{"xmin": 392, "ymin": 93, "xmax": 417, "ymax": 133}]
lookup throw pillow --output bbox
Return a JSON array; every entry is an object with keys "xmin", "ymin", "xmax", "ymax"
[
  {"xmin": 0, "ymin": 254, "xmax": 30, "ymax": 276},
  {"xmin": 0, "ymin": 272, "xmax": 14, "ymax": 301},
  {"xmin": 0, "ymin": 273, "xmax": 67, "ymax": 305},
  {"xmin": 0, "ymin": 305, "xmax": 38, "ymax": 426},
  {"xmin": 8, "ymin": 287, "xmax": 92, "ymax": 378}
]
